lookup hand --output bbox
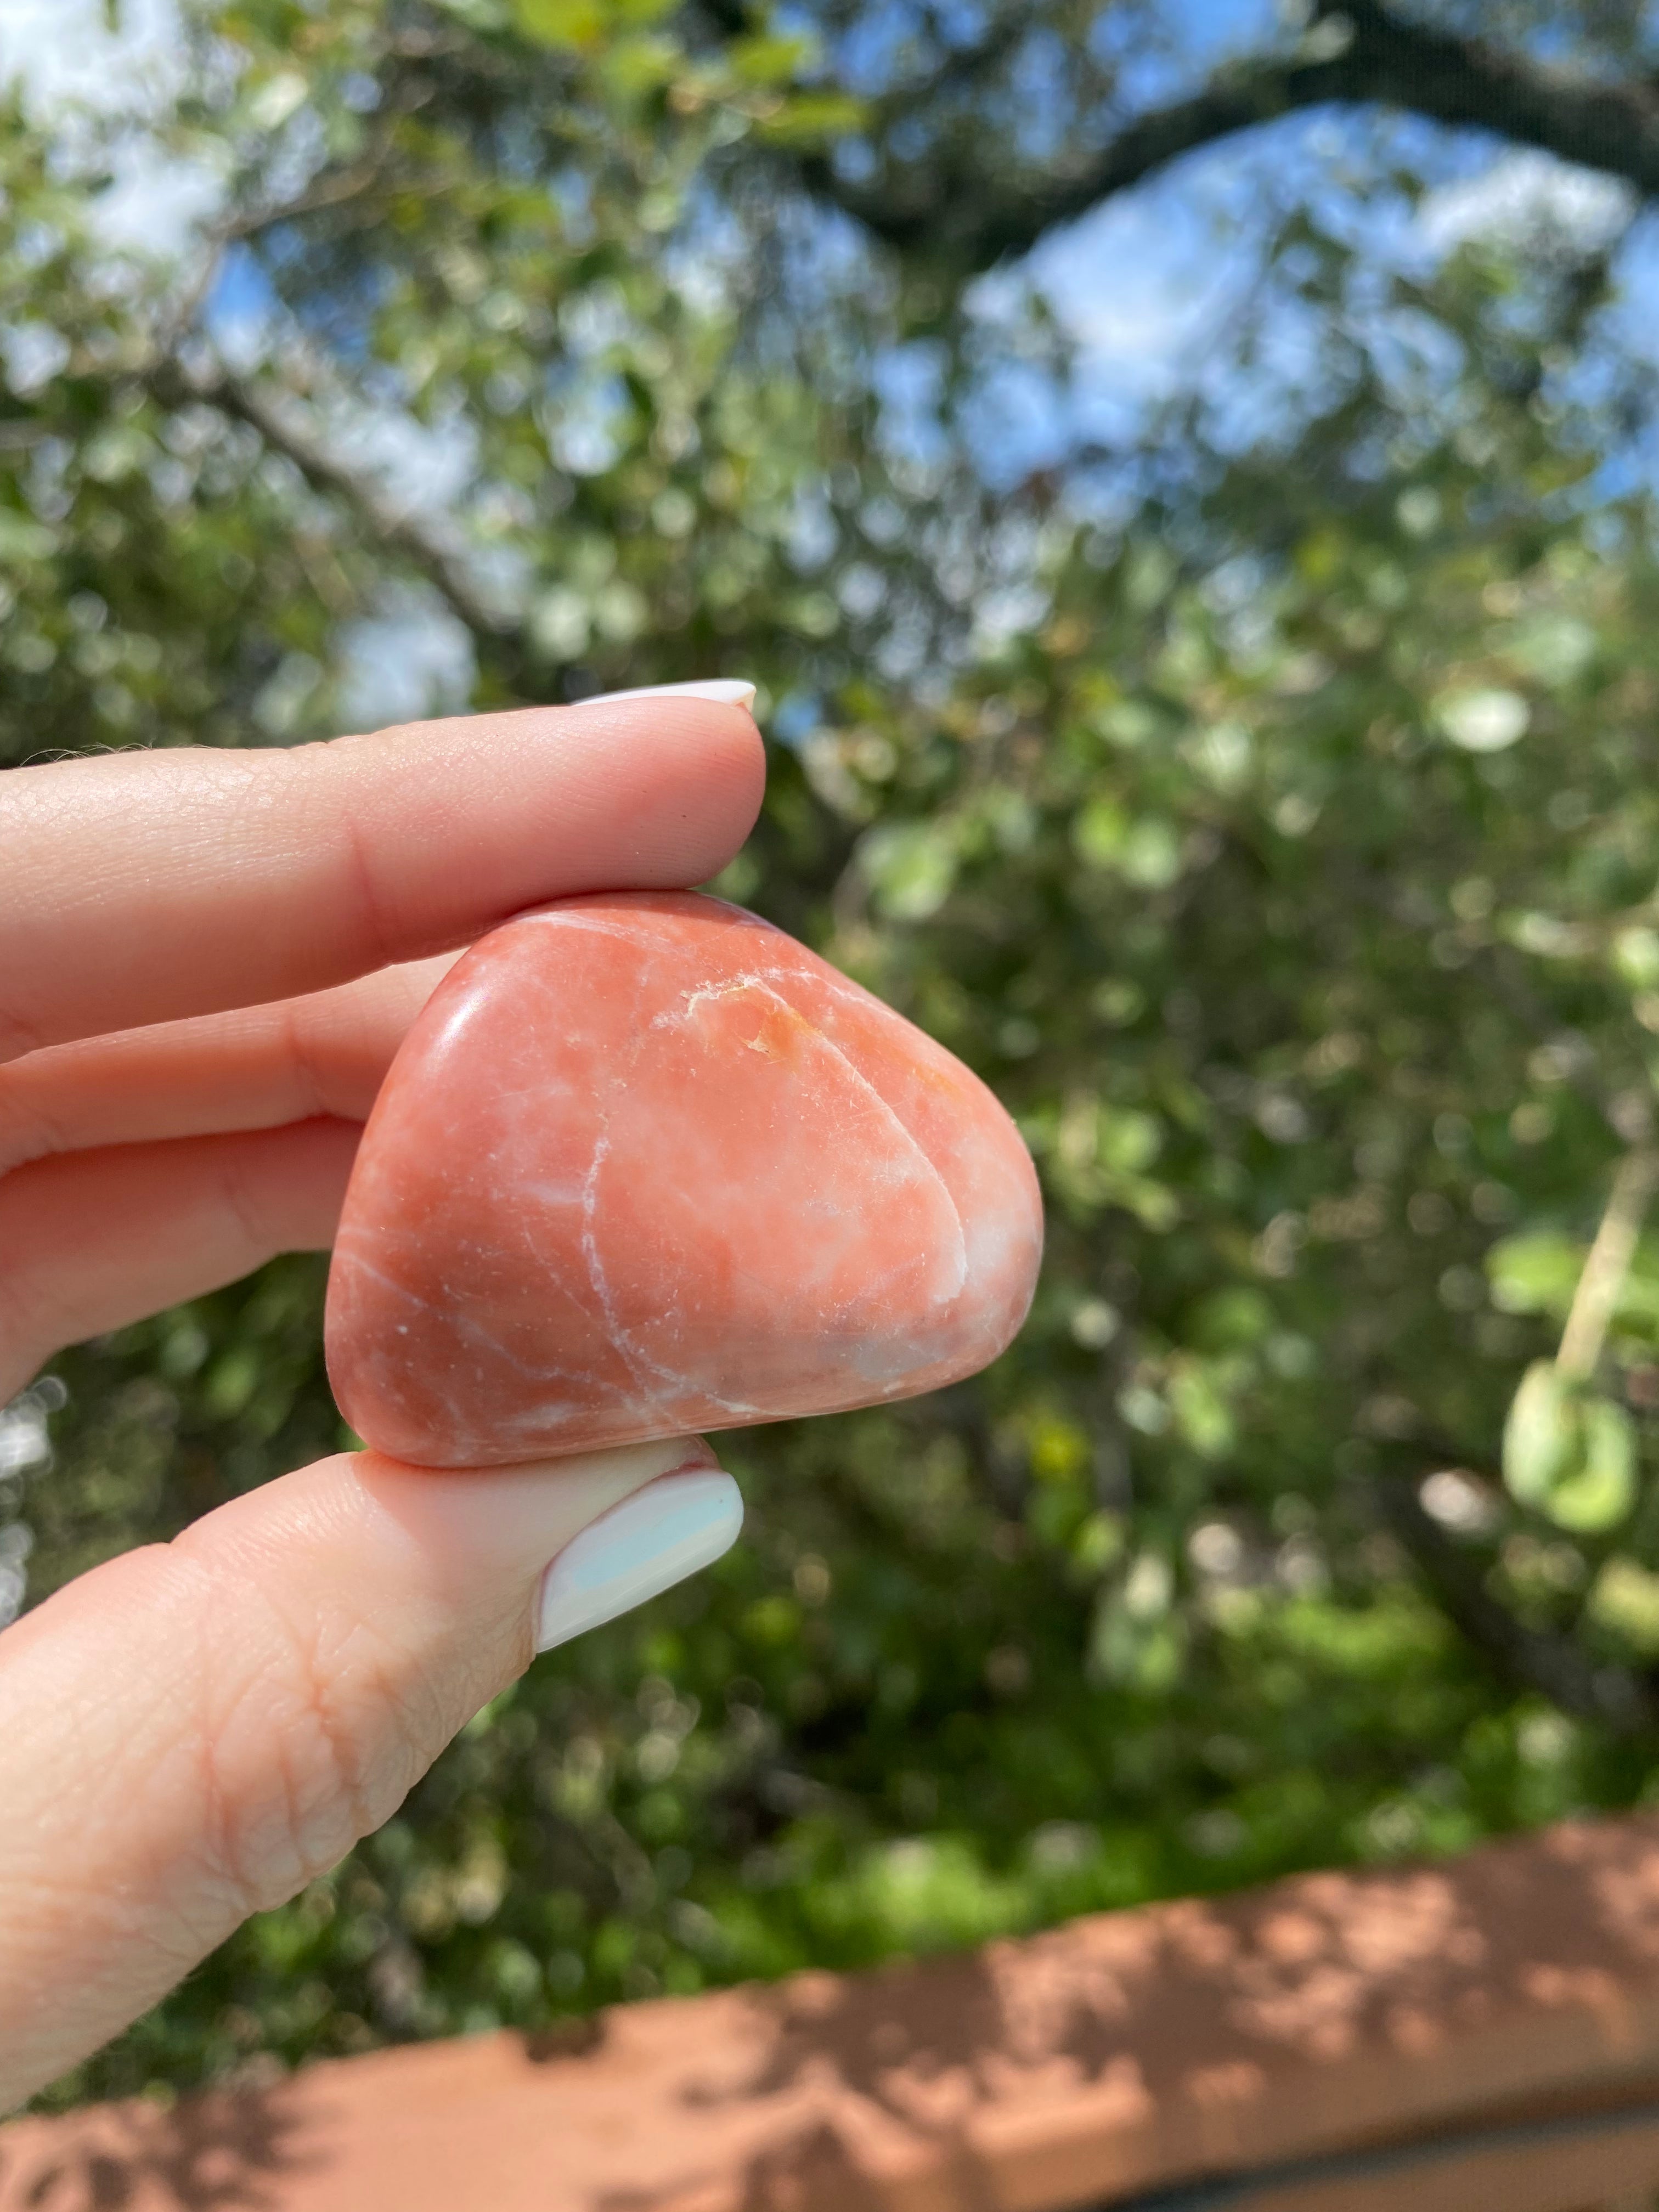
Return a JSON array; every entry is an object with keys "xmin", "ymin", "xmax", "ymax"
[{"xmin": 0, "ymin": 690, "xmax": 764, "ymax": 2108}]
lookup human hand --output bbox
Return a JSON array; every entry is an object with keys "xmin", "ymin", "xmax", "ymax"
[{"xmin": 0, "ymin": 687, "xmax": 763, "ymax": 2108}]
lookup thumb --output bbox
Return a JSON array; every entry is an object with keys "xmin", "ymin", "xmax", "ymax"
[{"xmin": 0, "ymin": 1435, "xmax": 741, "ymax": 2109}]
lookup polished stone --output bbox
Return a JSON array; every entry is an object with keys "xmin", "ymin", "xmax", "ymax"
[{"xmin": 326, "ymin": 892, "xmax": 1043, "ymax": 1465}]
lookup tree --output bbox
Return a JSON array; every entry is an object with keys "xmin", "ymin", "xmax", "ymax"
[
  {"xmin": 793, "ymin": 2, "xmax": 1659, "ymax": 266},
  {"xmin": 12, "ymin": 0, "xmax": 1659, "ymax": 2104}
]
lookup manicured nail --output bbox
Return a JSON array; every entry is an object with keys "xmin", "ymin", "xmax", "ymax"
[
  {"xmin": 535, "ymin": 1468, "xmax": 743, "ymax": 1652},
  {"xmin": 570, "ymin": 680, "xmax": 757, "ymax": 712}
]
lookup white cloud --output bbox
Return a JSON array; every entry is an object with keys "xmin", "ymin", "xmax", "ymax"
[
  {"xmin": 92, "ymin": 142, "xmax": 227, "ymax": 257},
  {"xmin": 317, "ymin": 399, "xmax": 481, "ymax": 520},
  {"xmin": 0, "ymin": 0, "xmax": 225, "ymax": 268},
  {"xmin": 2, "ymin": 320, "xmax": 71, "ymax": 397},
  {"xmin": 338, "ymin": 585, "xmax": 477, "ymax": 732},
  {"xmin": 0, "ymin": 0, "xmax": 184, "ymax": 117},
  {"xmin": 1030, "ymin": 181, "xmax": 1242, "ymax": 396},
  {"xmin": 1420, "ymin": 149, "xmax": 1635, "ymax": 257}
]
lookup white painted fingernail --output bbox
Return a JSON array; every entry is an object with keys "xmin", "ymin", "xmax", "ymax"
[
  {"xmin": 535, "ymin": 1470, "xmax": 743, "ymax": 1652},
  {"xmin": 570, "ymin": 679, "xmax": 757, "ymax": 711}
]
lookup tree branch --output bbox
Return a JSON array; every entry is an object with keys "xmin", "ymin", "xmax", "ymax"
[
  {"xmin": 149, "ymin": 359, "xmax": 529, "ymax": 662},
  {"xmin": 1558, "ymin": 1151, "xmax": 1659, "ymax": 1381},
  {"xmin": 1368, "ymin": 1458, "xmax": 1659, "ymax": 1739},
  {"xmin": 217, "ymin": 154, "xmax": 397, "ymax": 247},
  {"xmin": 810, "ymin": 1, "xmax": 1659, "ymax": 270}
]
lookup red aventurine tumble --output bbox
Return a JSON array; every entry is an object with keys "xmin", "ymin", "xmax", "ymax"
[{"xmin": 325, "ymin": 891, "xmax": 1044, "ymax": 1466}]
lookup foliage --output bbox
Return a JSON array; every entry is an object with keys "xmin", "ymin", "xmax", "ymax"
[{"xmin": 9, "ymin": 0, "xmax": 1659, "ymax": 2106}]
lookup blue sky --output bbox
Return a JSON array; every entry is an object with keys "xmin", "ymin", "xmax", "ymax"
[
  {"xmin": 6, "ymin": 0, "xmax": 1656, "ymax": 718},
  {"xmin": 4, "ymin": 0, "xmax": 1641, "ymax": 436},
  {"xmin": 0, "ymin": 0, "xmax": 1365, "ymax": 420}
]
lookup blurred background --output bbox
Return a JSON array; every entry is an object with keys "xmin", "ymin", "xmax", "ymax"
[{"xmin": 8, "ymin": 0, "xmax": 1659, "ymax": 2113}]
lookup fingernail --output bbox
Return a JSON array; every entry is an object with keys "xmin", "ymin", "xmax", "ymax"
[
  {"xmin": 535, "ymin": 1469, "xmax": 743, "ymax": 1652},
  {"xmin": 569, "ymin": 679, "xmax": 757, "ymax": 712}
]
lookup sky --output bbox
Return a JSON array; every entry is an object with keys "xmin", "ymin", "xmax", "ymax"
[
  {"xmin": 6, "ymin": 0, "xmax": 1638, "ymax": 423},
  {"xmin": 0, "ymin": 0, "xmax": 221, "ymax": 254},
  {"xmin": 4, "ymin": 0, "xmax": 1641, "ymax": 319},
  {"xmin": 0, "ymin": 0, "xmax": 1316, "ymax": 414},
  {"xmin": 0, "ymin": 0, "xmax": 1245, "ymax": 725},
  {"xmin": 4, "ymin": 0, "xmax": 1654, "ymax": 709},
  {"xmin": 0, "ymin": 0, "xmax": 182, "ymax": 105},
  {"xmin": 0, "ymin": 0, "xmax": 489, "ymax": 721}
]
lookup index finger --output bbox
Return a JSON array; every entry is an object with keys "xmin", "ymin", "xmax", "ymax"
[{"xmin": 0, "ymin": 687, "xmax": 763, "ymax": 1060}]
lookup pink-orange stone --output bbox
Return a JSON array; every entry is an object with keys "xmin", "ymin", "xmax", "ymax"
[{"xmin": 325, "ymin": 891, "xmax": 1043, "ymax": 1466}]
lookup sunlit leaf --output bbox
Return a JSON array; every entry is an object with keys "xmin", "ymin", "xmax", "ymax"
[
  {"xmin": 1436, "ymin": 686, "xmax": 1530, "ymax": 753},
  {"xmin": 1503, "ymin": 1364, "xmax": 1637, "ymax": 1532},
  {"xmin": 1487, "ymin": 1233, "xmax": 1585, "ymax": 1318},
  {"xmin": 727, "ymin": 32, "xmax": 816, "ymax": 85},
  {"xmin": 1502, "ymin": 1360, "xmax": 1578, "ymax": 1509},
  {"xmin": 755, "ymin": 93, "xmax": 868, "ymax": 145}
]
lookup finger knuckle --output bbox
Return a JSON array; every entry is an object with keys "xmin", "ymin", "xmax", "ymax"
[{"xmin": 191, "ymin": 1585, "xmax": 442, "ymax": 1920}]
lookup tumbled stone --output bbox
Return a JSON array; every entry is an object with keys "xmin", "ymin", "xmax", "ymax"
[{"xmin": 325, "ymin": 892, "xmax": 1043, "ymax": 1465}]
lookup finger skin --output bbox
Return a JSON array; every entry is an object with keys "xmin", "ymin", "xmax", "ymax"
[
  {"xmin": 0, "ymin": 957, "xmax": 455, "ymax": 1177},
  {"xmin": 0, "ymin": 697, "xmax": 765, "ymax": 1060},
  {"xmin": 0, "ymin": 1435, "xmax": 717, "ymax": 2109},
  {"xmin": 0, "ymin": 1121, "xmax": 362, "ymax": 1402}
]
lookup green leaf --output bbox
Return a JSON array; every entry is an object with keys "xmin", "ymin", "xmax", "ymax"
[
  {"xmin": 728, "ymin": 33, "xmax": 816, "ymax": 85},
  {"xmin": 1435, "ymin": 686, "xmax": 1530, "ymax": 753},
  {"xmin": 1487, "ymin": 1233, "xmax": 1584, "ymax": 1318},
  {"xmin": 860, "ymin": 821, "xmax": 957, "ymax": 920},
  {"xmin": 1071, "ymin": 800, "xmax": 1181, "ymax": 885},
  {"xmin": 1506, "ymin": 614, "xmax": 1595, "ymax": 689},
  {"xmin": 1072, "ymin": 796, "xmax": 1128, "ymax": 868},
  {"xmin": 1188, "ymin": 1288, "xmax": 1275, "ymax": 1351},
  {"xmin": 1502, "ymin": 1359, "xmax": 1578, "ymax": 1508},
  {"xmin": 512, "ymin": 0, "xmax": 605, "ymax": 50},
  {"xmin": 755, "ymin": 93, "xmax": 868, "ymax": 145},
  {"xmin": 1104, "ymin": 1174, "xmax": 1181, "ymax": 1231},
  {"xmin": 1029, "ymin": 1415, "xmax": 1090, "ymax": 1483},
  {"xmin": 1614, "ymin": 928, "xmax": 1659, "ymax": 990},
  {"xmin": 601, "ymin": 32, "xmax": 682, "ymax": 96},
  {"xmin": 1169, "ymin": 1365, "xmax": 1235, "ymax": 1459},
  {"xmin": 0, "ymin": 511, "xmax": 59, "ymax": 562},
  {"xmin": 520, "ymin": 0, "xmax": 675, "ymax": 38},
  {"xmin": 1097, "ymin": 1108, "xmax": 1161, "ymax": 1175},
  {"xmin": 1503, "ymin": 1362, "xmax": 1637, "ymax": 1532},
  {"xmin": 247, "ymin": 71, "xmax": 307, "ymax": 130},
  {"xmin": 1588, "ymin": 1556, "xmax": 1659, "ymax": 1654},
  {"xmin": 432, "ymin": 0, "xmax": 511, "ymax": 23},
  {"xmin": 1548, "ymin": 1398, "xmax": 1637, "ymax": 1534}
]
